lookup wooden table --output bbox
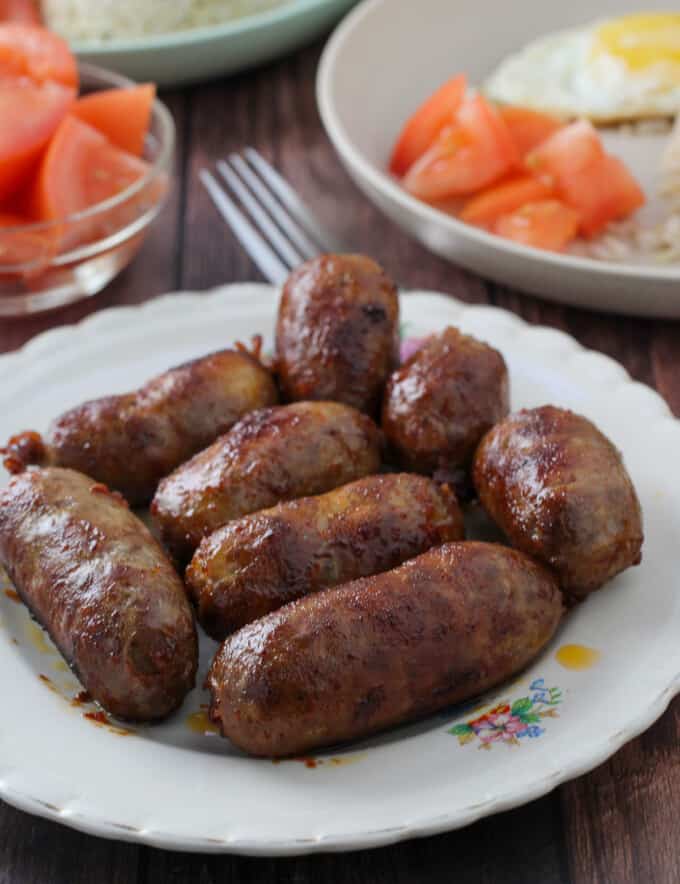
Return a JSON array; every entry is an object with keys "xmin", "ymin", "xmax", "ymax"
[{"xmin": 1, "ymin": 40, "xmax": 679, "ymax": 884}]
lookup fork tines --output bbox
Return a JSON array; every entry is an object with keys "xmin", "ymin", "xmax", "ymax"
[{"xmin": 200, "ymin": 148, "xmax": 345, "ymax": 285}]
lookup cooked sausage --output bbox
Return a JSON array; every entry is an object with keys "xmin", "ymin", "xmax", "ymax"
[
  {"xmin": 3, "ymin": 348, "xmax": 278, "ymax": 506},
  {"xmin": 152, "ymin": 401, "xmax": 383, "ymax": 563},
  {"xmin": 207, "ymin": 541, "xmax": 562, "ymax": 757},
  {"xmin": 382, "ymin": 326, "xmax": 509, "ymax": 479},
  {"xmin": 0, "ymin": 468, "xmax": 197, "ymax": 721},
  {"xmin": 186, "ymin": 473, "xmax": 464, "ymax": 640},
  {"xmin": 276, "ymin": 254, "xmax": 399, "ymax": 415},
  {"xmin": 473, "ymin": 405, "xmax": 643, "ymax": 598}
]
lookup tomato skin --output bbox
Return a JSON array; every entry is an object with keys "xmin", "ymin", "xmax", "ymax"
[
  {"xmin": 494, "ymin": 200, "xmax": 580, "ymax": 251},
  {"xmin": 0, "ymin": 24, "xmax": 77, "ymax": 88},
  {"xmin": 390, "ymin": 75, "xmax": 467, "ymax": 176},
  {"xmin": 403, "ymin": 95, "xmax": 519, "ymax": 201},
  {"xmin": 72, "ymin": 85, "xmax": 156, "ymax": 157},
  {"xmin": 497, "ymin": 106, "xmax": 563, "ymax": 157},
  {"xmin": 459, "ymin": 174, "xmax": 554, "ymax": 226},
  {"xmin": 0, "ymin": 0, "xmax": 40, "ymax": 24},
  {"xmin": 0, "ymin": 79, "xmax": 75, "ymax": 203}
]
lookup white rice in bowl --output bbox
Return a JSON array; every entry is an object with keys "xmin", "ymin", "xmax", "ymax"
[{"xmin": 41, "ymin": 0, "xmax": 288, "ymax": 41}]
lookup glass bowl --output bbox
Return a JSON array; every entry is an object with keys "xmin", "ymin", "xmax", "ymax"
[{"xmin": 0, "ymin": 63, "xmax": 175, "ymax": 317}]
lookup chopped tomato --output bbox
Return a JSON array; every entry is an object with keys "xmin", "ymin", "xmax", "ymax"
[
  {"xmin": 0, "ymin": 211, "xmax": 54, "ymax": 267},
  {"xmin": 0, "ymin": 79, "xmax": 75, "ymax": 203},
  {"xmin": 403, "ymin": 95, "xmax": 519, "ymax": 201},
  {"xmin": 0, "ymin": 24, "xmax": 77, "ymax": 88},
  {"xmin": 495, "ymin": 200, "xmax": 580, "ymax": 251},
  {"xmin": 29, "ymin": 116, "xmax": 151, "ymax": 248},
  {"xmin": 526, "ymin": 120, "xmax": 604, "ymax": 181},
  {"xmin": 459, "ymin": 174, "xmax": 554, "ymax": 226},
  {"xmin": 497, "ymin": 106, "xmax": 563, "ymax": 157},
  {"xmin": 526, "ymin": 120, "xmax": 644, "ymax": 236},
  {"xmin": 72, "ymin": 84, "xmax": 156, "ymax": 157},
  {"xmin": 0, "ymin": 0, "xmax": 41, "ymax": 24},
  {"xmin": 390, "ymin": 75, "xmax": 467, "ymax": 176},
  {"xmin": 556, "ymin": 153, "xmax": 645, "ymax": 237}
]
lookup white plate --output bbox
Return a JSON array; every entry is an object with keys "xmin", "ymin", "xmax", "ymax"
[
  {"xmin": 0, "ymin": 284, "xmax": 679, "ymax": 855},
  {"xmin": 317, "ymin": 0, "xmax": 680, "ymax": 317},
  {"xmin": 71, "ymin": 0, "xmax": 357, "ymax": 87}
]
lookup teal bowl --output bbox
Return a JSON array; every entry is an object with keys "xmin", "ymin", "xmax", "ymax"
[{"xmin": 72, "ymin": 0, "xmax": 358, "ymax": 87}]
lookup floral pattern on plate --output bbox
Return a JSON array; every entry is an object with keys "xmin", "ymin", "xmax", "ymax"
[{"xmin": 448, "ymin": 679, "xmax": 562, "ymax": 749}]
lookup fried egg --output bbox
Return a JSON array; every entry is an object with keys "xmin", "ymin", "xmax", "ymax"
[{"xmin": 485, "ymin": 13, "xmax": 680, "ymax": 122}]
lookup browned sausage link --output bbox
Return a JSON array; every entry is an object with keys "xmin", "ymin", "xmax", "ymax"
[
  {"xmin": 208, "ymin": 541, "xmax": 563, "ymax": 757},
  {"xmin": 382, "ymin": 326, "xmax": 509, "ymax": 478},
  {"xmin": 0, "ymin": 468, "xmax": 197, "ymax": 721},
  {"xmin": 186, "ymin": 473, "xmax": 465, "ymax": 640},
  {"xmin": 3, "ymin": 348, "xmax": 278, "ymax": 506},
  {"xmin": 276, "ymin": 254, "xmax": 400, "ymax": 415},
  {"xmin": 152, "ymin": 401, "xmax": 383, "ymax": 563},
  {"xmin": 473, "ymin": 405, "xmax": 644, "ymax": 598}
]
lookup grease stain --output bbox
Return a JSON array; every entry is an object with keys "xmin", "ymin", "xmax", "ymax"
[
  {"xmin": 556, "ymin": 644, "xmax": 601, "ymax": 671},
  {"xmin": 186, "ymin": 710, "xmax": 220, "ymax": 736}
]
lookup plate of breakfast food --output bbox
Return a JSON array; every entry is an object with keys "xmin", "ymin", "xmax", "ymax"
[
  {"xmin": 317, "ymin": 0, "xmax": 680, "ymax": 316},
  {"xmin": 5, "ymin": 0, "xmax": 357, "ymax": 86},
  {"xmin": 0, "ymin": 254, "xmax": 677, "ymax": 854}
]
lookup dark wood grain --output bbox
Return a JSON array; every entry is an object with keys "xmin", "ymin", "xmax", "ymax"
[{"xmin": 1, "ymin": 38, "xmax": 679, "ymax": 884}]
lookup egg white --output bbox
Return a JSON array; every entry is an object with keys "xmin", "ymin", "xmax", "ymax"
[{"xmin": 485, "ymin": 24, "xmax": 680, "ymax": 123}]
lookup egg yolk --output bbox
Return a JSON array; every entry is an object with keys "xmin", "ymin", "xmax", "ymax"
[{"xmin": 594, "ymin": 12, "xmax": 680, "ymax": 77}]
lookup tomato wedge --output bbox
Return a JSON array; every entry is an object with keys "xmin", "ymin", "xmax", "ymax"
[
  {"xmin": 72, "ymin": 84, "xmax": 156, "ymax": 157},
  {"xmin": 459, "ymin": 174, "xmax": 554, "ymax": 226},
  {"xmin": 29, "ymin": 116, "xmax": 151, "ymax": 248},
  {"xmin": 497, "ymin": 106, "xmax": 563, "ymax": 157},
  {"xmin": 495, "ymin": 200, "xmax": 580, "ymax": 251},
  {"xmin": 403, "ymin": 95, "xmax": 519, "ymax": 201},
  {"xmin": 556, "ymin": 153, "xmax": 645, "ymax": 237},
  {"xmin": 0, "ymin": 0, "xmax": 41, "ymax": 24},
  {"xmin": 390, "ymin": 75, "xmax": 467, "ymax": 177},
  {"xmin": 0, "ymin": 24, "xmax": 77, "ymax": 88},
  {"xmin": 0, "ymin": 79, "xmax": 75, "ymax": 203},
  {"xmin": 526, "ymin": 120, "xmax": 644, "ymax": 236},
  {"xmin": 526, "ymin": 120, "xmax": 604, "ymax": 181}
]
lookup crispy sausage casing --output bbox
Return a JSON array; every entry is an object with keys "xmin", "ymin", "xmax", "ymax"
[
  {"xmin": 382, "ymin": 326, "xmax": 509, "ymax": 476},
  {"xmin": 0, "ymin": 468, "xmax": 197, "ymax": 721},
  {"xmin": 276, "ymin": 254, "xmax": 399, "ymax": 414},
  {"xmin": 3, "ymin": 349, "xmax": 278, "ymax": 506},
  {"xmin": 473, "ymin": 405, "xmax": 643, "ymax": 597},
  {"xmin": 186, "ymin": 473, "xmax": 464, "ymax": 640},
  {"xmin": 152, "ymin": 401, "xmax": 383, "ymax": 562},
  {"xmin": 208, "ymin": 541, "xmax": 562, "ymax": 757}
]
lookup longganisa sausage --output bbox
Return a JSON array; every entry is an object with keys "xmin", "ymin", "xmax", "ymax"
[
  {"xmin": 0, "ymin": 468, "xmax": 198, "ymax": 721},
  {"xmin": 207, "ymin": 541, "xmax": 563, "ymax": 757},
  {"xmin": 3, "ymin": 346, "xmax": 278, "ymax": 506},
  {"xmin": 276, "ymin": 254, "xmax": 400, "ymax": 416},
  {"xmin": 186, "ymin": 472, "xmax": 465, "ymax": 640},
  {"xmin": 152, "ymin": 401, "xmax": 383, "ymax": 563},
  {"xmin": 382, "ymin": 326, "xmax": 509, "ymax": 487},
  {"xmin": 473, "ymin": 405, "xmax": 644, "ymax": 598}
]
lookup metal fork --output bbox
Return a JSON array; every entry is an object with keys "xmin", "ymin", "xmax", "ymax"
[{"xmin": 200, "ymin": 148, "xmax": 346, "ymax": 285}]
